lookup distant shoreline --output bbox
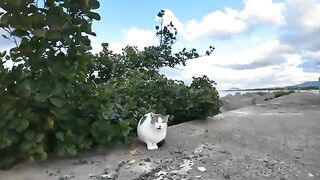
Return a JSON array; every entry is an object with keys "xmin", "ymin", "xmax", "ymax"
[
  {"xmin": 219, "ymin": 89, "xmax": 319, "ymax": 98},
  {"xmin": 223, "ymin": 87, "xmax": 319, "ymax": 92}
]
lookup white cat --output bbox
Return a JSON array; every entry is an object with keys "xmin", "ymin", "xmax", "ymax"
[{"xmin": 137, "ymin": 112, "xmax": 169, "ymax": 150}]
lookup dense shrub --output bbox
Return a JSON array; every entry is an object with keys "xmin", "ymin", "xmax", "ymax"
[{"xmin": 0, "ymin": 1, "xmax": 221, "ymax": 169}]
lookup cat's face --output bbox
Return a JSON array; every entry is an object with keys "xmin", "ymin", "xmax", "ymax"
[{"xmin": 151, "ymin": 113, "xmax": 169, "ymax": 130}]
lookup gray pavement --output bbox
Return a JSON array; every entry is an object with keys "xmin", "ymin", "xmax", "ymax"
[
  {"xmin": 1, "ymin": 92, "xmax": 319, "ymax": 180},
  {"xmin": 220, "ymin": 92, "xmax": 275, "ymax": 112}
]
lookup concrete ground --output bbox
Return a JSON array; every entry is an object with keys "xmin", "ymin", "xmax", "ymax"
[
  {"xmin": 219, "ymin": 92, "xmax": 275, "ymax": 112},
  {"xmin": 1, "ymin": 92, "xmax": 320, "ymax": 180}
]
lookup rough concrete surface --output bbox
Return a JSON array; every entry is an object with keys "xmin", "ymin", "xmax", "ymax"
[
  {"xmin": 220, "ymin": 92, "xmax": 275, "ymax": 112},
  {"xmin": 1, "ymin": 92, "xmax": 320, "ymax": 180}
]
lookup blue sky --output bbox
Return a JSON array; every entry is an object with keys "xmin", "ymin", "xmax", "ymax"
[
  {"xmin": 89, "ymin": 0, "xmax": 320, "ymax": 90},
  {"xmin": 1, "ymin": 0, "xmax": 319, "ymax": 90}
]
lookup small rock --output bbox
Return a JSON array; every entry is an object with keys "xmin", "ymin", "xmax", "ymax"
[
  {"xmin": 99, "ymin": 174, "xmax": 113, "ymax": 179},
  {"xmin": 155, "ymin": 170, "xmax": 168, "ymax": 176},
  {"xmin": 129, "ymin": 149, "xmax": 141, "ymax": 156},
  {"xmin": 59, "ymin": 175, "xmax": 75, "ymax": 179},
  {"xmin": 308, "ymin": 173, "xmax": 314, "ymax": 177},
  {"xmin": 174, "ymin": 150, "xmax": 183, "ymax": 154},
  {"xmin": 58, "ymin": 176, "xmax": 66, "ymax": 180},
  {"xmin": 144, "ymin": 158, "xmax": 151, "ymax": 162},
  {"xmin": 294, "ymin": 147, "xmax": 304, "ymax": 151},
  {"xmin": 46, "ymin": 170, "xmax": 55, "ymax": 176},
  {"xmin": 128, "ymin": 159, "xmax": 136, "ymax": 165},
  {"xmin": 88, "ymin": 174, "xmax": 96, "ymax": 178},
  {"xmin": 78, "ymin": 159, "xmax": 88, "ymax": 164},
  {"xmin": 223, "ymin": 173, "xmax": 231, "ymax": 179},
  {"xmin": 67, "ymin": 175, "xmax": 75, "ymax": 179},
  {"xmin": 125, "ymin": 165, "xmax": 131, "ymax": 169},
  {"xmin": 194, "ymin": 175, "xmax": 202, "ymax": 179},
  {"xmin": 197, "ymin": 167, "xmax": 206, "ymax": 172},
  {"xmin": 266, "ymin": 160, "xmax": 277, "ymax": 168},
  {"xmin": 200, "ymin": 159, "xmax": 206, "ymax": 163}
]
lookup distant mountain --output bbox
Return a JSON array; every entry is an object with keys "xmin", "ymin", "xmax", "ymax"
[
  {"xmin": 224, "ymin": 81, "xmax": 319, "ymax": 91},
  {"xmin": 288, "ymin": 81, "xmax": 319, "ymax": 88},
  {"xmin": 229, "ymin": 87, "xmax": 241, "ymax": 90}
]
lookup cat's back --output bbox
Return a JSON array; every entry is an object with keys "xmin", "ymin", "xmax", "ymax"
[
  {"xmin": 138, "ymin": 113, "xmax": 151, "ymax": 128},
  {"xmin": 137, "ymin": 113, "xmax": 151, "ymax": 138}
]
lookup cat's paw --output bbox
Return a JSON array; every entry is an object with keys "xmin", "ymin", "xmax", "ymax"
[{"xmin": 147, "ymin": 144, "xmax": 158, "ymax": 150}]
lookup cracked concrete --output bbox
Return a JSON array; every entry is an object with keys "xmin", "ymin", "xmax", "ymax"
[{"xmin": 0, "ymin": 92, "xmax": 319, "ymax": 180}]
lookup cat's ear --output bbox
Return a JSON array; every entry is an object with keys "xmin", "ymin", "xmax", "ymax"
[
  {"xmin": 150, "ymin": 112, "xmax": 157, "ymax": 124},
  {"xmin": 162, "ymin": 115, "xmax": 169, "ymax": 122}
]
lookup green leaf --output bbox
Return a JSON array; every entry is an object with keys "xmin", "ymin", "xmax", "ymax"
[
  {"xmin": 24, "ymin": 131, "xmax": 35, "ymax": 141},
  {"xmin": 28, "ymin": 156, "xmax": 35, "ymax": 162},
  {"xmin": 0, "ymin": 157, "xmax": 15, "ymax": 169},
  {"xmin": 89, "ymin": 0, "xmax": 100, "ymax": 9},
  {"xmin": 82, "ymin": 138, "xmax": 93, "ymax": 149},
  {"xmin": 39, "ymin": 151, "xmax": 47, "ymax": 160},
  {"xmin": 35, "ymin": 133, "xmax": 45, "ymax": 143},
  {"xmin": 34, "ymin": 93, "xmax": 50, "ymax": 102},
  {"xmin": 33, "ymin": 29, "xmax": 46, "ymax": 38},
  {"xmin": 66, "ymin": 145, "xmax": 77, "ymax": 156},
  {"xmin": 55, "ymin": 132, "xmax": 64, "ymax": 141},
  {"xmin": 20, "ymin": 142, "xmax": 32, "ymax": 152},
  {"xmin": 11, "ymin": 29, "xmax": 29, "ymax": 37},
  {"xmin": 0, "ymin": 136, "xmax": 12, "ymax": 148},
  {"xmin": 46, "ymin": 31, "xmax": 60, "ymax": 40},
  {"xmin": 16, "ymin": 119, "xmax": 29, "ymax": 132},
  {"xmin": 5, "ymin": 55, "xmax": 10, "ymax": 60},
  {"xmin": 49, "ymin": 97, "xmax": 64, "ymax": 108},
  {"xmin": 88, "ymin": 12, "xmax": 101, "ymax": 20},
  {"xmin": 87, "ymin": 31, "xmax": 96, "ymax": 36}
]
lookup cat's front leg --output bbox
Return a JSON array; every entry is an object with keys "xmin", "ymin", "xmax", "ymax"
[
  {"xmin": 146, "ymin": 142, "xmax": 158, "ymax": 150},
  {"xmin": 152, "ymin": 143, "xmax": 158, "ymax": 150}
]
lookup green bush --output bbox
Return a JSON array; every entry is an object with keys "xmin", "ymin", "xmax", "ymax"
[{"xmin": 0, "ymin": 1, "xmax": 221, "ymax": 169}]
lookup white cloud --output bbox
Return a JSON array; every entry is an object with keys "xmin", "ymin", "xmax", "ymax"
[
  {"xmin": 160, "ymin": 0, "xmax": 284, "ymax": 42},
  {"xmin": 161, "ymin": 40, "xmax": 319, "ymax": 90},
  {"xmin": 238, "ymin": 0, "xmax": 285, "ymax": 25},
  {"xmin": 164, "ymin": 56, "xmax": 319, "ymax": 90},
  {"xmin": 184, "ymin": 8, "xmax": 248, "ymax": 41},
  {"xmin": 196, "ymin": 40, "xmax": 292, "ymax": 69},
  {"xmin": 90, "ymin": 36, "xmax": 103, "ymax": 54},
  {"xmin": 285, "ymin": 0, "xmax": 320, "ymax": 30},
  {"xmin": 251, "ymin": 36, "xmax": 262, "ymax": 44},
  {"xmin": 124, "ymin": 28, "xmax": 158, "ymax": 48},
  {"xmin": 161, "ymin": 8, "xmax": 248, "ymax": 42},
  {"xmin": 280, "ymin": 0, "xmax": 320, "ymax": 51},
  {"xmin": 108, "ymin": 42, "xmax": 126, "ymax": 54},
  {"xmin": 304, "ymin": 50, "xmax": 320, "ymax": 61},
  {"xmin": 99, "ymin": 28, "xmax": 159, "ymax": 54}
]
